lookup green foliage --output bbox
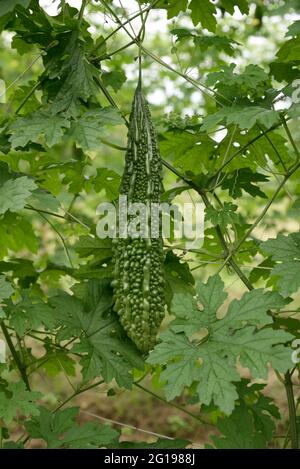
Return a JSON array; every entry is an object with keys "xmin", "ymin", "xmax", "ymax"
[
  {"xmin": 263, "ymin": 233, "xmax": 300, "ymax": 296},
  {"xmin": 148, "ymin": 275, "xmax": 292, "ymax": 414},
  {"xmin": 207, "ymin": 380, "xmax": 281, "ymax": 448},
  {"xmin": 0, "ymin": 381, "xmax": 41, "ymax": 424},
  {"xmin": 25, "ymin": 406, "xmax": 119, "ymax": 448},
  {"xmin": 51, "ymin": 279, "xmax": 144, "ymax": 387},
  {"xmin": 9, "ymin": 112, "xmax": 70, "ymax": 148},
  {"xmin": 0, "ymin": 176, "xmax": 37, "ymax": 214},
  {"xmin": 205, "ymin": 202, "xmax": 240, "ymax": 229},
  {"xmin": 0, "ymin": 0, "xmax": 299, "ymax": 450}
]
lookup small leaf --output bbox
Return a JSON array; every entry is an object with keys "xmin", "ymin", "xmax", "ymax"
[
  {"xmin": 189, "ymin": 0, "xmax": 217, "ymax": 31},
  {"xmin": 102, "ymin": 70, "xmax": 127, "ymax": 92},
  {"xmin": 0, "ymin": 176, "xmax": 37, "ymax": 214},
  {"xmin": 0, "ymin": 381, "xmax": 41, "ymax": 424},
  {"xmin": 0, "ymin": 276, "xmax": 14, "ymax": 301},
  {"xmin": 0, "ymin": 0, "xmax": 30, "ymax": 16}
]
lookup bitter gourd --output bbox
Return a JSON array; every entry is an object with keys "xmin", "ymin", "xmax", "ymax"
[{"xmin": 111, "ymin": 84, "xmax": 165, "ymax": 352}]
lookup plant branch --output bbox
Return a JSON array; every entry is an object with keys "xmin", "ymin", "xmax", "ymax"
[
  {"xmin": 218, "ymin": 160, "xmax": 300, "ymax": 273},
  {"xmin": 281, "ymin": 114, "xmax": 300, "ymax": 160},
  {"xmin": 134, "ymin": 383, "xmax": 214, "ymax": 427},
  {"xmin": 0, "ymin": 323, "xmax": 31, "ymax": 390}
]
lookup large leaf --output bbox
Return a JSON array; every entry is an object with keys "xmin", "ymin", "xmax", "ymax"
[
  {"xmin": 67, "ymin": 108, "xmax": 123, "ymax": 151},
  {"xmin": 50, "ymin": 279, "xmax": 144, "ymax": 388},
  {"xmin": 9, "ymin": 112, "xmax": 70, "ymax": 148},
  {"xmin": 202, "ymin": 105, "xmax": 279, "ymax": 132},
  {"xmin": 148, "ymin": 275, "xmax": 292, "ymax": 414}
]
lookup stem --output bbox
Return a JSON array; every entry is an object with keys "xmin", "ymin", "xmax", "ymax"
[
  {"xmin": 209, "ymin": 121, "xmax": 286, "ymax": 183},
  {"xmin": 91, "ymin": 4, "xmax": 156, "ymax": 56},
  {"xmin": 54, "ymin": 380, "xmax": 104, "ymax": 412},
  {"xmin": 134, "ymin": 383, "xmax": 214, "ymax": 427},
  {"xmin": 78, "ymin": 0, "xmax": 87, "ymax": 26},
  {"xmin": 0, "ymin": 54, "xmax": 42, "ymax": 100},
  {"xmin": 219, "ymin": 160, "xmax": 300, "ymax": 273},
  {"xmin": 25, "ymin": 204, "xmax": 90, "ymax": 231},
  {"xmin": 15, "ymin": 79, "xmax": 42, "ymax": 115},
  {"xmin": 34, "ymin": 210, "xmax": 74, "ymax": 268},
  {"xmin": 281, "ymin": 115, "xmax": 300, "ymax": 160},
  {"xmin": 0, "ymin": 323, "xmax": 31, "ymax": 390},
  {"xmin": 257, "ymin": 123, "xmax": 287, "ymax": 172},
  {"xmin": 100, "ymin": 0, "xmax": 226, "ymax": 105},
  {"xmin": 284, "ymin": 371, "xmax": 298, "ymax": 449}
]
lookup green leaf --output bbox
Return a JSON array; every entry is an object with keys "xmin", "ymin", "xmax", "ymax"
[
  {"xmin": 50, "ymin": 44, "xmax": 100, "ymax": 116},
  {"xmin": 221, "ymin": 0, "xmax": 249, "ymax": 15},
  {"xmin": 8, "ymin": 293, "xmax": 56, "ymax": 337},
  {"xmin": 221, "ymin": 168, "xmax": 269, "ymax": 199},
  {"xmin": 102, "ymin": 70, "xmax": 127, "ymax": 92},
  {"xmin": 41, "ymin": 351, "xmax": 76, "ymax": 378},
  {"xmin": 62, "ymin": 421, "xmax": 119, "ymax": 448},
  {"xmin": 277, "ymin": 37, "xmax": 300, "ymax": 62},
  {"xmin": 194, "ymin": 35, "xmax": 238, "ymax": 56},
  {"xmin": 171, "ymin": 274, "xmax": 226, "ymax": 335},
  {"xmin": 75, "ymin": 236, "xmax": 112, "ymax": 262},
  {"xmin": 206, "ymin": 64, "xmax": 270, "ymax": 100},
  {"xmin": 67, "ymin": 108, "xmax": 123, "ymax": 151},
  {"xmin": 202, "ymin": 104, "xmax": 279, "ymax": 132},
  {"xmin": 0, "ymin": 213, "xmax": 38, "ymax": 257},
  {"xmin": 0, "ymin": 0, "xmax": 30, "ymax": 16},
  {"xmin": 209, "ymin": 405, "xmax": 267, "ymax": 448},
  {"xmin": 189, "ymin": 0, "xmax": 217, "ymax": 31},
  {"xmin": 159, "ymin": 131, "xmax": 215, "ymax": 174},
  {"xmin": 205, "ymin": 202, "xmax": 240, "ymax": 229},
  {"xmin": 0, "ymin": 381, "xmax": 41, "ymax": 424},
  {"xmin": 171, "ymin": 29, "xmax": 238, "ymax": 56},
  {"xmin": 148, "ymin": 275, "xmax": 292, "ymax": 414},
  {"xmin": 0, "ymin": 276, "xmax": 14, "ymax": 301},
  {"xmin": 209, "ymin": 379, "xmax": 280, "ymax": 448},
  {"xmin": 226, "ymin": 106, "xmax": 280, "ymax": 130},
  {"xmin": 51, "ymin": 279, "xmax": 144, "ymax": 388},
  {"xmin": 93, "ymin": 168, "xmax": 121, "ymax": 200},
  {"xmin": 25, "ymin": 406, "xmax": 119, "ymax": 448},
  {"xmin": 263, "ymin": 232, "xmax": 300, "ymax": 295},
  {"xmin": 0, "ymin": 176, "xmax": 37, "ymax": 214},
  {"xmin": 165, "ymin": 0, "xmax": 189, "ymax": 19},
  {"xmin": 27, "ymin": 189, "xmax": 61, "ymax": 213},
  {"xmin": 164, "ymin": 250, "xmax": 195, "ymax": 306},
  {"xmin": 9, "ymin": 112, "xmax": 70, "ymax": 148},
  {"xmin": 25, "ymin": 407, "xmax": 79, "ymax": 448},
  {"xmin": 286, "ymin": 20, "xmax": 300, "ymax": 37}
]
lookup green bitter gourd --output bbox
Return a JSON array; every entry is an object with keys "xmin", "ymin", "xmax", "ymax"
[{"xmin": 111, "ymin": 84, "xmax": 165, "ymax": 352}]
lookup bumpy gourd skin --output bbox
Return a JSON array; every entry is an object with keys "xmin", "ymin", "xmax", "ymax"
[{"xmin": 112, "ymin": 85, "xmax": 165, "ymax": 353}]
